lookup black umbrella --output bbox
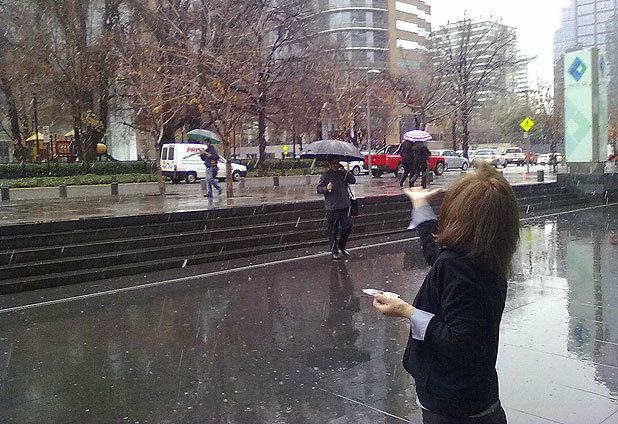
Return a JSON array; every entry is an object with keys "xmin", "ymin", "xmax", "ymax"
[{"xmin": 300, "ymin": 139, "xmax": 364, "ymax": 162}]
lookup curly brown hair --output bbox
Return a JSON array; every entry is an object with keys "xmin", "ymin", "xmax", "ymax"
[{"xmin": 436, "ymin": 162, "xmax": 520, "ymax": 278}]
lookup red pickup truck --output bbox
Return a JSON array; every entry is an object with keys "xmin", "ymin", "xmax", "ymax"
[{"xmin": 364, "ymin": 144, "xmax": 446, "ymax": 178}]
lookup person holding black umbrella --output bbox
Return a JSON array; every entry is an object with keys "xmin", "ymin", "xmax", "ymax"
[
  {"xmin": 317, "ymin": 155, "xmax": 356, "ymax": 260},
  {"xmin": 200, "ymin": 139, "xmax": 222, "ymax": 197}
]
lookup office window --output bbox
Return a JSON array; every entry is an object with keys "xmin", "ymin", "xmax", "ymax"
[
  {"xmin": 598, "ymin": 0, "xmax": 615, "ymax": 11},
  {"xmin": 395, "ymin": 1, "xmax": 430, "ymax": 22},
  {"xmin": 374, "ymin": 50, "xmax": 387, "ymax": 64},
  {"xmin": 351, "ymin": 30, "xmax": 366, "ymax": 46},
  {"xmin": 396, "ymin": 19, "xmax": 428, "ymax": 37},
  {"xmin": 373, "ymin": 31, "xmax": 388, "ymax": 48},
  {"xmin": 579, "ymin": 34, "xmax": 594, "ymax": 45},
  {"xmin": 351, "ymin": 10, "xmax": 366, "ymax": 26},
  {"xmin": 577, "ymin": 4, "xmax": 594, "ymax": 15},
  {"xmin": 579, "ymin": 24, "xmax": 595, "ymax": 35},
  {"xmin": 597, "ymin": 11, "xmax": 615, "ymax": 21},
  {"xmin": 597, "ymin": 33, "xmax": 607, "ymax": 43},
  {"xmin": 397, "ymin": 39, "xmax": 425, "ymax": 50},
  {"xmin": 578, "ymin": 14, "xmax": 594, "ymax": 25}
]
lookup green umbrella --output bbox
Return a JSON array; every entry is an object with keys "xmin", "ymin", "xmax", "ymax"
[{"xmin": 187, "ymin": 129, "xmax": 220, "ymax": 144}]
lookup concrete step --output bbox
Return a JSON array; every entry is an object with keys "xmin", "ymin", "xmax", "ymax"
[
  {"xmin": 0, "ymin": 185, "xmax": 569, "ymax": 250},
  {"xmin": 0, "ymin": 217, "xmax": 408, "ymax": 279},
  {"xmin": 0, "ymin": 226, "xmax": 409, "ymax": 294},
  {"xmin": 0, "ymin": 182, "xmax": 587, "ymax": 292},
  {"xmin": 0, "ymin": 209, "xmax": 412, "ymax": 264}
]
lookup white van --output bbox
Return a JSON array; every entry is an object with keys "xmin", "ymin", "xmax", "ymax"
[{"xmin": 160, "ymin": 143, "xmax": 247, "ymax": 184}]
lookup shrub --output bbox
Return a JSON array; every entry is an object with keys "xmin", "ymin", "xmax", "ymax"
[{"xmin": 0, "ymin": 161, "xmax": 157, "ymax": 179}]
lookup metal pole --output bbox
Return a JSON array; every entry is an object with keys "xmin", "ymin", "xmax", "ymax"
[
  {"xmin": 366, "ymin": 72, "xmax": 372, "ymax": 176},
  {"xmin": 525, "ymin": 131, "xmax": 530, "ymax": 173},
  {"xmin": 33, "ymin": 93, "xmax": 40, "ymax": 162}
]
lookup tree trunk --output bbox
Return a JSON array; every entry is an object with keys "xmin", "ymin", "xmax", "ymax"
[
  {"xmin": 223, "ymin": 137, "xmax": 234, "ymax": 198},
  {"xmin": 461, "ymin": 112, "xmax": 470, "ymax": 159},
  {"xmin": 156, "ymin": 127, "xmax": 166, "ymax": 195},
  {"xmin": 316, "ymin": 117, "xmax": 323, "ymax": 141},
  {"xmin": 258, "ymin": 107, "xmax": 266, "ymax": 163},
  {"xmin": 0, "ymin": 73, "xmax": 26, "ymax": 161}
]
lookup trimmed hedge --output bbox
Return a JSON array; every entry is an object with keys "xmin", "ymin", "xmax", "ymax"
[
  {"xmin": 0, "ymin": 173, "xmax": 157, "ymax": 188},
  {"xmin": 240, "ymin": 159, "xmax": 315, "ymax": 171},
  {"xmin": 0, "ymin": 161, "xmax": 157, "ymax": 179},
  {"xmin": 246, "ymin": 167, "xmax": 324, "ymax": 178}
]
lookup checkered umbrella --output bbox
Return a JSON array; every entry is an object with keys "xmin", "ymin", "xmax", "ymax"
[{"xmin": 403, "ymin": 130, "xmax": 432, "ymax": 143}]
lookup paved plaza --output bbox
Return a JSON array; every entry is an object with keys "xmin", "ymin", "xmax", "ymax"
[{"xmin": 0, "ymin": 201, "xmax": 616, "ymax": 423}]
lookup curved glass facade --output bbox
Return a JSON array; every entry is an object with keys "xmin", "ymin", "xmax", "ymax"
[{"xmin": 317, "ymin": 0, "xmax": 388, "ymax": 67}]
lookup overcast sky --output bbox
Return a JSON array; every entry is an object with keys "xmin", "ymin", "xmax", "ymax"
[{"xmin": 430, "ymin": 0, "xmax": 572, "ymax": 87}]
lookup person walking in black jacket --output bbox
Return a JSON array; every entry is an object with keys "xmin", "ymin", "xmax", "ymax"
[
  {"xmin": 373, "ymin": 162, "xmax": 520, "ymax": 423},
  {"xmin": 200, "ymin": 140, "xmax": 222, "ymax": 197},
  {"xmin": 317, "ymin": 156, "xmax": 357, "ymax": 260},
  {"xmin": 410, "ymin": 142, "xmax": 431, "ymax": 188},
  {"xmin": 400, "ymin": 140, "xmax": 416, "ymax": 188}
]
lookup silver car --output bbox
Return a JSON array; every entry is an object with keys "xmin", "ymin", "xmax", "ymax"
[
  {"xmin": 470, "ymin": 149, "xmax": 507, "ymax": 168},
  {"xmin": 433, "ymin": 149, "xmax": 469, "ymax": 171}
]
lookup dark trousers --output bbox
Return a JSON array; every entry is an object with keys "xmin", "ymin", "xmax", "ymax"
[
  {"xmin": 326, "ymin": 208, "xmax": 353, "ymax": 254},
  {"xmin": 422, "ymin": 404, "xmax": 507, "ymax": 424},
  {"xmin": 410, "ymin": 167, "xmax": 427, "ymax": 188},
  {"xmin": 400, "ymin": 163, "xmax": 415, "ymax": 187}
]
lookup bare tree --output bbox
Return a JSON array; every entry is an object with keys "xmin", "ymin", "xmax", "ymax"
[
  {"xmin": 1, "ymin": 0, "xmax": 122, "ymax": 164},
  {"xmin": 240, "ymin": 0, "xmax": 315, "ymax": 163},
  {"xmin": 433, "ymin": 18, "xmax": 527, "ymax": 156},
  {"xmin": 387, "ymin": 53, "xmax": 453, "ymax": 132}
]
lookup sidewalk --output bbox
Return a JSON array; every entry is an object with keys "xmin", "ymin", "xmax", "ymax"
[{"xmin": 0, "ymin": 167, "xmax": 558, "ymax": 226}]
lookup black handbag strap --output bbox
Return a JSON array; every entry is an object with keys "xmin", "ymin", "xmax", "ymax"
[{"xmin": 346, "ymin": 183, "xmax": 355, "ymax": 200}]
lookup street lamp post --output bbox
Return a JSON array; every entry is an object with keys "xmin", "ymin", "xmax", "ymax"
[
  {"xmin": 33, "ymin": 93, "xmax": 40, "ymax": 162},
  {"xmin": 366, "ymin": 69, "xmax": 380, "ymax": 177}
]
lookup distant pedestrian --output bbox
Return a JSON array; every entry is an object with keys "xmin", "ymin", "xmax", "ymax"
[
  {"xmin": 317, "ymin": 156, "xmax": 357, "ymax": 260},
  {"xmin": 200, "ymin": 140, "xmax": 222, "ymax": 197},
  {"xmin": 373, "ymin": 162, "xmax": 520, "ymax": 424},
  {"xmin": 400, "ymin": 140, "xmax": 416, "ymax": 187},
  {"xmin": 410, "ymin": 142, "xmax": 431, "ymax": 188}
]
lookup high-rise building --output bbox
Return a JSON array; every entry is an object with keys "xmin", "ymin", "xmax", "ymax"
[
  {"xmin": 553, "ymin": 0, "xmax": 618, "ymax": 62},
  {"xmin": 431, "ymin": 20, "xmax": 524, "ymax": 105},
  {"xmin": 313, "ymin": 0, "xmax": 431, "ymax": 72}
]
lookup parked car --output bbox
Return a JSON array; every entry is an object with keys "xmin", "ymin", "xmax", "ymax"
[
  {"xmin": 364, "ymin": 144, "xmax": 446, "ymax": 178},
  {"xmin": 340, "ymin": 160, "xmax": 367, "ymax": 176},
  {"xmin": 538, "ymin": 153, "xmax": 563, "ymax": 165},
  {"xmin": 432, "ymin": 149, "xmax": 469, "ymax": 171},
  {"xmin": 160, "ymin": 143, "xmax": 248, "ymax": 184},
  {"xmin": 470, "ymin": 149, "xmax": 507, "ymax": 168},
  {"xmin": 503, "ymin": 147, "xmax": 526, "ymax": 166}
]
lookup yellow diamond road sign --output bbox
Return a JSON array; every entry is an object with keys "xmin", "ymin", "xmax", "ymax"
[{"xmin": 520, "ymin": 118, "xmax": 535, "ymax": 132}]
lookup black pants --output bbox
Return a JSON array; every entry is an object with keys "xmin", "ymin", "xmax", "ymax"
[
  {"xmin": 421, "ymin": 404, "xmax": 507, "ymax": 424},
  {"xmin": 400, "ymin": 163, "xmax": 415, "ymax": 187},
  {"xmin": 326, "ymin": 208, "xmax": 353, "ymax": 254},
  {"xmin": 410, "ymin": 167, "xmax": 427, "ymax": 189}
]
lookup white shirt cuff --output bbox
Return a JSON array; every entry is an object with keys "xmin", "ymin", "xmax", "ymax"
[
  {"xmin": 407, "ymin": 205, "xmax": 437, "ymax": 230},
  {"xmin": 409, "ymin": 308, "xmax": 435, "ymax": 341}
]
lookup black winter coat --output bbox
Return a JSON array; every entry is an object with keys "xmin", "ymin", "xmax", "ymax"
[
  {"xmin": 411, "ymin": 143, "xmax": 431, "ymax": 170},
  {"xmin": 403, "ymin": 219, "xmax": 507, "ymax": 418},
  {"xmin": 401, "ymin": 141, "xmax": 415, "ymax": 165}
]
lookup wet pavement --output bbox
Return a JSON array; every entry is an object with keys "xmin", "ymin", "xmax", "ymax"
[
  {"xmin": 0, "ymin": 203, "xmax": 617, "ymax": 423},
  {"xmin": 0, "ymin": 165, "xmax": 558, "ymax": 226}
]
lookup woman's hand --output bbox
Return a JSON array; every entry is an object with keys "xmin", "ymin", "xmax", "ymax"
[
  {"xmin": 402, "ymin": 187, "xmax": 443, "ymax": 209},
  {"xmin": 373, "ymin": 293, "xmax": 414, "ymax": 319}
]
